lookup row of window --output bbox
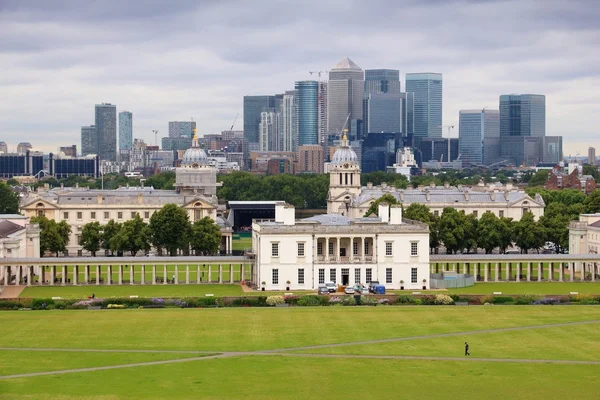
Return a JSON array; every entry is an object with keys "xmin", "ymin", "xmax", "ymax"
[
  {"xmin": 432, "ymin": 210, "xmax": 507, "ymax": 218},
  {"xmin": 63, "ymin": 211, "xmax": 152, "ymax": 221},
  {"xmin": 272, "ymin": 241, "xmax": 419, "ymax": 257},
  {"xmin": 271, "ymin": 269, "xmax": 306, "ymax": 285}
]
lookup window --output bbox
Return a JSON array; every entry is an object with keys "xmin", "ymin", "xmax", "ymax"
[
  {"xmin": 499, "ymin": 210, "xmax": 504, "ymax": 218},
  {"xmin": 353, "ymin": 241, "xmax": 358, "ymax": 255},
  {"xmin": 272, "ymin": 269, "xmax": 279, "ymax": 285},
  {"xmin": 145, "ymin": 212, "xmax": 150, "ymax": 219},
  {"xmin": 194, "ymin": 209, "xmax": 201, "ymax": 221},
  {"xmin": 77, "ymin": 212, "xmax": 82, "ymax": 220},
  {"xmin": 433, "ymin": 210, "xmax": 439, "ymax": 217},
  {"xmin": 298, "ymin": 269, "xmax": 305, "ymax": 285},
  {"xmin": 354, "ymin": 268, "xmax": 361, "ymax": 284},
  {"xmin": 104, "ymin": 212, "xmax": 109, "ymax": 219},
  {"xmin": 271, "ymin": 242, "xmax": 279, "ymax": 257},
  {"xmin": 63, "ymin": 212, "xmax": 69, "ymax": 219},
  {"xmin": 365, "ymin": 242, "xmax": 370, "ymax": 255},
  {"xmin": 472, "ymin": 211, "xmax": 478, "ymax": 217},
  {"xmin": 317, "ymin": 242, "xmax": 323, "ymax": 255},
  {"xmin": 386, "ymin": 268, "xmax": 392, "ymax": 284},
  {"xmin": 90, "ymin": 212, "xmax": 96, "ymax": 220},
  {"xmin": 366, "ymin": 268, "xmax": 372, "ymax": 283},
  {"xmin": 318, "ymin": 269, "xmax": 325, "ymax": 284},
  {"xmin": 297, "ymin": 242, "xmax": 305, "ymax": 257},
  {"xmin": 385, "ymin": 242, "xmax": 393, "ymax": 256},
  {"xmin": 328, "ymin": 242, "xmax": 334, "ymax": 255},
  {"xmin": 411, "ymin": 268, "xmax": 418, "ymax": 283},
  {"xmin": 76, "ymin": 235, "xmax": 81, "ymax": 245},
  {"xmin": 411, "ymin": 242, "xmax": 418, "ymax": 256},
  {"xmin": 77, "ymin": 249, "xmax": 83, "ymax": 256},
  {"xmin": 131, "ymin": 212, "xmax": 137, "ymax": 218},
  {"xmin": 117, "ymin": 212, "xmax": 123, "ymax": 219},
  {"xmin": 329, "ymin": 269, "xmax": 336, "ymax": 283}
]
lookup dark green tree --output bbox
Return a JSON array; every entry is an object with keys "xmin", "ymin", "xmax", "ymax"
[
  {"xmin": 584, "ymin": 190, "xmax": 600, "ymax": 214},
  {"xmin": 149, "ymin": 204, "xmax": 191, "ymax": 256},
  {"xmin": 403, "ymin": 203, "xmax": 439, "ymax": 253},
  {"xmin": 101, "ymin": 220, "xmax": 121, "ymax": 256},
  {"xmin": 363, "ymin": 194, "xmax": 399, "ymax": 217},
  {"xmin": 438, "ymin": 208, "xmax": 466, "ymax": 254},
  {"xmin": 189, "ymin": 217, "xmax": 222, "ymax": 255},
  {"xmin": 31, "ymin": 216, "xmax": 69, "ymax": 257},
  {"xmin": 527, "ymin": 169, "xmax": 550, "ymax": 187},
  {"xmin": 110, "ymin": 215, "xmax": 152, "ymax": 256},
  {"xmin": 476, "ymin": 211, "xmax": 502, "ymax": 254},
  {"xmin": 462, "ymin": 213, "xmax": 479, "ymax": 253},
  {"xmin": 80, "ymin": 222, "xmax": 102, "ymax": 256},
  {"xmin": 513, "ymin": 211, "xmax": 545, "ymax": 253},
  {"xmin": 0, "ymin": 181, "xmax": 19, "ymax": 214},
  {"xmin": 498, "ymin": 217, "xmax": 515, "ymax": 254}
]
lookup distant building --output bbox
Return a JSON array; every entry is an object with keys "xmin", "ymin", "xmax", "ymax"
[
  {"xmin": 399, "ymin": 92, "xmax": 415, "ymax": 147},
  {"xmin": 317, "ymin": 82, "xmax": 327, "ymax": 147},
  {"xmin": 417, "ymin": 138, "xmax": 459, "ymax": 165},
  {"xmin": 243, "ymin": 95, "xmax": 276, "ymax": 145},
  {"xmin": 295, "ymin": 81, "xmax": 319, "ymax": 147},
  {"xmin": 361, "ymin": 133, "xmax": 397, "ymax": 173},
  {"xmin": 49, "ymin": 153, "xmax": 99, "ymax": 179},
  {"xmin": 250, "ymin": 151, "xmax": 296, "ymax": 173},
  {"xmin": 328, "ymin": 58, "xmax": 364, "ymax": 138},
  {"xmin": 405, "ymin": 73, "xmax": 442, "ymax": 146},
  {"xmin": 0, "ymin": 151, "xmax": 44, "ymax": 178},
  {"xmin": 387, "ymin": 147, "xmax": 417, "ymax": 181},
  {"xmin": 281, "ymin": 91, "xmax": 295, "ymax": 152},
  {"xmin": 363, "ymin": 69, "xmax": 401, "ymax": 139},
  {"xmin": 259, "ymin": 111, "xmax": 280, "ymax": 152},
  {"xmin": 0, "ymin": 215, "xmax": 40, "ymax": 284},
  {"xmin": 459, "ymin": 109, "xmax": 499, "ymax": 167},
  {"xmin": 296, "ymin": 145, "xmax": 324, "ymax": 174},
  {"xmin": 59, "ymin": 145, "xmax": 77, "ymax": 157},
  {"xmin": 81, "ymin": 125, "xmax": 96, "ymax": 156},
  {"xmin": 0, "ymin": 141, "xmax": 7, "ymax": 154},
  {"xmin": 95, "ymin": 103, "xmax": 117, "ymax": 161},
  {"xmin": 168, "ymin": 121, "xmax": 196, "ymax": 139},
  {"xmin": 589, "ymin": 147, "xmax": 596, "ymax": 165},
  {"xmin": 162, "ymin": 136, "xmax": 192, "ymax": 152},
  {"xmin": 545, "ymin": 163, "xmax": 597, "ymax": 194},
  {"xmin": 267, "ymin": 158, "xmax": 293, "ymax": 175},
  {"xmin": 17, "ymin": 142, "xmax": 32, "ymax": 154},
  {"xmin": 118, "ymin": 111, "xmax": 133, "ymax": 151},
  {"xmin": 569, "ymin": 214, "xmax": 600, "ymax": 258}
]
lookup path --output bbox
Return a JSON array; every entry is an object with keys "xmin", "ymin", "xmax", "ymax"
[
  {"xmin": 2, "ymin": 319, "xmax": 600, "ymax": 380},
  {"xmin": 0, "ymin": 285, "xmax": 25, "ymax": 299}
]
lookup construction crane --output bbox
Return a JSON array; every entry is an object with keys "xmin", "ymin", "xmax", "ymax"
[
  {"xmin": 229, "ymin": 113, "xmax": 239, "ymax": 131},
  {"xmin": 438, "ymin": 125, "xmax": 455, "ymax": 162}
]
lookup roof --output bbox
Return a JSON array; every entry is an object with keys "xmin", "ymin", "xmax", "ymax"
[
  {"xmin": 332, "ymin": 57, "xmax": 361, "ymax": 70},
  {"xmin": 302, "ymin": 214, "xmax": 352, "ymax": 226},
  {"xmin": 0, "ymin": 214, "xmax": 27, "ymax": 219},
  {"xmin": 588, "ymin": 220, "xmax": 600, "ymax": 228},
  {"xmin": 0, "ymin": 220, "xmax": 25, "ymax": 239}
]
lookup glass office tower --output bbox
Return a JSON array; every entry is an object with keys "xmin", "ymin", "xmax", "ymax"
[
  {"xmin": 118, "ymin": 111, "xmax": 133, "ymax": 151},
  {"xmin": 405, "ymin": 73, "xmax": 443, "ymax": 147},
  {"xmin": 295, "ymin": 81, "xmax": 319, "ymax": 146}
]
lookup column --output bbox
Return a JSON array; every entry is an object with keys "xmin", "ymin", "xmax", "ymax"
[
  {"xmin": 516, "ymin": 263, "xmax": 521, "ymax": 282},
  {"xmin": 506, "ymin": 263, "xmax": 510, "ymax": 282},
  {"xmin": 218, "ymin": 264, "xmax": 223, "ymax": 283},
  {"xmin": 73, "ymin": 265, "xmax": 78, "ymax": 285},
  {"xmin": 197, "ymin": 265, "xmax": 201, "ymax": 284},
  {"xmin": 526, "ymin": 262, "xmax": 531, "ymax": 281},
  {"xmin": 592, "ymin": 264, "xmax": 596, "ymax": 282},
  {"xmin": 230, "ymin": 264, "xmax": 234, "ymax": 283},
  {"xmin": 26, "ymin": 266, "xmax": 32, "ymax": 286},
  {"xmin": 41, "ymin": 266, "xmax": 45, "ymax": 285},
  {"xmin": 15, "ymin": 266, "xmax": 22, "ymax": 285},
  {"xmin": 96, "ymin": 265, "xmax": 100, "ymax": 285},
  {"xmin": 462, "ymin": 263, "xmax": 467, "ymax": 275},
  {"xmin": 548, "ymin": 262, "xmax": 553, "ymax": 282},
  {"xmin": 141, "ymin": 265, "xmax": 146, "ymax": 285},
  {"xmin": 118, "ymin": 265, "xmax": 123, "ymax": 285},
  {"xmin": 570, "ymin": 262, "xmax": 574, "ymax": 282},
  {"xmin": 163, "ymin": 264, "xmax": 167, "ymax": 285},
  {"xmin": 538, "ymin": 262, "xmax": 542, "ymax": 282},
  {"xmin": 130, "ymin": 265, "xmax": 134, "ymax": 285},
  {"xmin": 61, "ymin": 266, "xmax": 66, "ymax": 285},
  {"xmin": 336, "ymin": 237, "xmax": 341, "ymax": 262},
  {"xmin": 484, "ymin": 263, "xmax": 489, "ymax": 282},
  {"xmin": 208, "ymin": 265, "xmax": 212, "ymax": 283},
  {"xmin": 175, "ymin": 265, "xmax": 179, "ymax": 284},
  {"xmin": 152, "ymin": 265, "xmax": 156, "ymax": 284},
  {"xmin": 241, "ymin": 264, "xmax": 245, "ymax": 283},
  {"xmin": 360, "ymin": 237, "xmax": 365, "ymax": 261},
  {"xmin": 325, "ymin": 238, "xmax": 330, "ymax": 261},
  {"xmin": 107, "ymin": 265, "xmax": 112, "ymax": 285},
  {"xmin": 51, "ymin": 266, "xmax": 56, "ymax": 285},
  {"xmin": 186, "ymin": 265, "xmax": 190, "ymax": 284},
  {"xmin": 85, "ymin": 266, "xmax": 90, "ymax": 284},
  {"xmin": 559, "ymin": 262, "xmax": 564, "ymax": 282},
  {"xmin": 2, "ymin": 266, "xmax": 7, "ymax": 286}
]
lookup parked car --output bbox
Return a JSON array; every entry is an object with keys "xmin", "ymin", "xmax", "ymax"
[
  {"xmin": 353, "ymin": 284, "xmax": 367, "ymax": 294},
  {"xmin": 368, "ymin": 281, "xmax": 380, "ymax": 293},
  {"xmin": 344, "ymin": 286, "xmax": 355, "ymax": 294},
  {"xmin": 317, "ymin": 286, "xmax": 329, "ymax": 295},
  {"xmin": 325, "ymin": 282, "xmax": 337, "ymax": 293}
]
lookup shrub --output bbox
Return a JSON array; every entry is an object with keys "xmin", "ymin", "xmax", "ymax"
[
  {"xmin": 532, "ymin": 297, "xmax": 562, "ymax": 305},
  {"xmin": 297, "ymin": 295, "xmax": 328, "ymax": 307},
  {"xmin": 328, "ymin": 296, "xmax": 342, "ymax": 305},
  {"xmin": 571, "ymin": 294, "xmax": 599, "ymax": 304},
  {"xmin": 266, "ymin": 296, "xmax": 285, "ymax": 306},
  {"xmin": 72, "ymin": 299, "xmax": 103, "ymax": 309},
  {"xmin": 449, "ymin": 294, "xmax": 461, "ymax": 302},
  {"xmin": 491, "ymin": 296, "xmax": 514, "ymax": 304},
  {"xmin": 284, "ymin": 295, "xmax": 299, "ymax": 305},
  {"xmin": 377, "ymin": 298, "xmax": 390, "ymax": 305},
  {"xmin": 195, "ymin": 297, "xmax": 217, "ymax": 308},
  {"xmin": 419, "ymin": 295, "xmax": 436, "ymax": 305},
  {"xmin": 341, "ymin": 296, "xmax": 356, "ymax": 306},
  {"xmin": 107, "ymin": 304, "xmax": 126, "ymax": 309},
  {"xmin": 231, "ymin": 297, "xmax": 259, "ymax": 307},
  {"xmin": 32, "ymin": 298, "xmax": 55, "ymax": 310},
  {"xmin": 514, "ymin": 294, "xmax": 541, "ymax": 305},
  {"xmin": 0, "ymin": 300, "xmax": 23, "ymax": 310},
  {"xmin": 434, "ymin": 294, "xmax": 454, "ymax": 305},
  {"xmin": 413, "ymin": 298, "xmax": 423, "ymax": 305},
  {"xmin": 396, "ymin": 296, "xmax": 415, "ymax": 305},
  {"xmin": 167, "ymin": 299, "xmax": 188, "ymax": 308},
  {"xmin": 479, "ymin": 295, "xmax": 494, "ymax": 305},
  {"xmin": 360, "ymin": 296, "xmax": 377, "ymax": 306}
]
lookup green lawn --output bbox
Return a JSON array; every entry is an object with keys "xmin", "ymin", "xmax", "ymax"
[
  {"xmin": 449, "ymin": 282, "xmax": 600, "ymax": 294},
  {"xmin": 2, "ymin": 307, "xmax": 600, "ymax": 399}
]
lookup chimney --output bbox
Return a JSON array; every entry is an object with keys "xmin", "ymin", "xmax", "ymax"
[
  {"xmin": 444, "ymin": 182, "xmax": 449, "ymax": 189},
  {"xmin": 390, "ymin": 205, "xmax": 402, "ymax": 225},
  {"xmin": 75, "ymin": 183, "xmax": 79, "ymax": 189},
  {"xmin": 504, "ymin": 190, "xmax": 510, "ymax": 201},
  {"xmin": 399, "ymin": 190, "xmax": 404, "ymax": 202},
  {"xmin": 275, "ymin": 202, "xmax": 295, "ymax": 225},
  {"xmin": 378, "ymin": 202, "xmax": 390, "ymax": 223},
  {"xmin": 464, "ymin": 191, "xmax": 469, "ymax": 202},
  {"xmin": 97, "ymin": 194, "xmax": 102, "ymax": 204},
  {"xmin": 137, "ymin": 193, "xmax": 143, "ymax": 205},
  {"xmin": 425, "ymin": 190, "xmax": 430, "ymax": 201},
  {"xmin": 430, "ymin": 182, "xmax": 436, "ymax": 188},
  {"xmin": 382, "ymin": 182, "xmax": 387, "ymax": 189},
  {"xmin": 506, "ymin": 182, "xmax": 514, "ymax": 191},
  {"xmin": 490, "ymin": 191, "xmax": 496, "ymax": 201},
  {"xmin": 367, "ymin": 182, "xmax": 373, "ymax": 189}
]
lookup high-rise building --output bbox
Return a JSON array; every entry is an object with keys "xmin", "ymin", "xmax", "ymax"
[
  {"xmin": 296, "ymin": 145, "xmax": 324, "ymax": 174},
  {"xmin": 327, "ymin": 57, "xmax": 364, "ymax": 138},
  {"xmin": 118, "ymin": 111, "xmax": 133, "ymax": 151},
  {"xmin": 81, "ymin": 125, "xmax": 96, "ymax": 156},
  {"xmin": 405, "ymin": 73, "xmax": 442, "ymax": 146},
  {"xmin": 459, "ymin": 109, "xmax": 500, "ymax": 167},
  {"xmin": 95, "ymin": 103, "xmax": 117, "ymax": 161},
  {"xmin": 168, "ymin": 121, "xmax": 196, "ymax": 139},
  {"xmin": 258, "ymin": 111, "xmax": 280, "ymax": 152},
  {"xmin": 0, "ymin": 141, "xmax": 7, "ymax": 154},
  {"xmin": 294, "ymin": 81, "xmax": 319, "ymax": 147},
  {"xmin": 243, "ymin": 95, "xmax": 276, "ymax": 144},
  {"xmin": 364, "ymin": 69, "xmax": 401, "ymax": 94},
  {"xmin": 317, "ymin": 81, "xmax": 327, "ymax": 145},
  {"xmin": 589, "ymin": 147, "xmax": 596, "ymax": 165},
  {"xmin": 59, "ymin": 145, "xmax": 77, "ymax": 157},
  {"xmin": 417, "ymin": 138, "xmax": 459, "ymax": 165},
  {"xmin": 399, "ymin": 92, "xmax": 415, "ymax": 146},
  {"xmin": 499, "ymin": 94, "xmax": 546, "ymax": 166},
  {"xmin": 281, "ymin": 91, "xmax": 295, "ymax": 152},
  {"xmin": 365, "ymin": 93, "xmax": 402, "ymax": 135},
  {"xmin": 17, "ymin": 142, "xmax": 32, "ymax": 154}
]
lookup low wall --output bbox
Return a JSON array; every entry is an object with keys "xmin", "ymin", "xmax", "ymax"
[{"xmin": 430, "ymin": 273, "xmax": 475, "ymax": 289}]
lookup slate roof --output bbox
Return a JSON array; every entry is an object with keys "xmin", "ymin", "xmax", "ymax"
[
  {"xmin": 588, "ymin": 220, "xmax": 600, "ymax": 229},
  {"xmin": 0, "ymin": 220, "xmax": 25, "ymax": 239},
  {"xmin": 332, "ymin": 57, "xmax": 361, "ymax": 70}
]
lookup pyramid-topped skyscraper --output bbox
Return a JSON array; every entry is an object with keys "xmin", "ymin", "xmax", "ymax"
[{"xmin": 327, "ymin": 57, "xmax": 364, "ymax": 139}]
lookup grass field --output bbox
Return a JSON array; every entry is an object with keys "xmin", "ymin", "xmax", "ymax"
[
  {"xmin": 1, "ymin": 306, "xmax": 600, "ymax": 399},
  {"xmin": 448, "ymin": 282, "xmax": 600, "ymax": 294}
]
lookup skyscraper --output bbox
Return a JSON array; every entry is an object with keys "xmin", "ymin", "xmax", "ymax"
[
  {"xmin": 317, "ymin": 81, "xmax": 327, "ymax": 145},
  {"xmin": 168, "ymin": 121, "xmax": 196, "ymax": 138},
  {"xmin": 364, "ymin": 69, "xmax": 401, "ymax": 94},
  {"xmin": 363, "ymin": 69, "xmax": 401, "ymax": 139},
  {"xmin": 118, "ymin": 111, "xmax": 133, "ymax": 151},
  {"xmin": 294, "ymin": 81, "xmax": 319, "ymax": 147},
  {"xmin": 405, "ymin": 73, "xmax": 442, "ymax": 146},
  {"xmin": 281, "ymin": 91, "xmax": 295, "ymax": 152},
  {"xmin": 95, "ymin": 103, "xmax": 117, "ymax": 161},
  {"xmin": 327, "ymin": 58, "xmax": 364, "ymax": 138},
  {"xmin": 243, "ymin": 95, "xmax": 276, "ymax": 144},
  {"xmin": 258, "ymin": 111, "xmax": 280, "ymax": 152},
  {"xmin": 589, "ymin": 147, "xmax": 596, "ymax": 165},
  {"xmin": 81, "ymin": 125, "xmax": 96, "ymax": 156},
  {"xmin": 399, "ymin": 92, "xmax": 415, "ymax": 146},
  {"xmin": 459, "ymin": 109, "xmax": 499, "ymax": 167}
]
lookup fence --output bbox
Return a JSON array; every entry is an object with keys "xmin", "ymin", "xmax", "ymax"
[{"xmin": 430, "ymin": 273, "xmax": 475, "ymax": 289}]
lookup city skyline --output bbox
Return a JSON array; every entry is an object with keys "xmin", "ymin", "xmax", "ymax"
[{"xmin": 0, "ymin": 0, "xmax": 598, "ymax": 156}]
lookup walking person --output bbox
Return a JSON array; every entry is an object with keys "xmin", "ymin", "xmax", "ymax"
[{"xmin": 464, "ymin": 342, "xmax": 470, "ymax": 356}]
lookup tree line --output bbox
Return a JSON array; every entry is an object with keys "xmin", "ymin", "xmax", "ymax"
[{"xmin": 32, "ymin": 204, "xmax": 222, "ymax": 257}]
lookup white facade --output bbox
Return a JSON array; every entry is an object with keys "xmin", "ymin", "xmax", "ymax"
[
  {"xmin": 0, "ymin": 215, "xmax": 41, "ymax": 283},
  {"xmin": 569, "ymin": 214, "xmax": 600, "ymax": 256},
  {"xmin": 253, "ymin": 203, "xmax": 430, "ymax": 291}
]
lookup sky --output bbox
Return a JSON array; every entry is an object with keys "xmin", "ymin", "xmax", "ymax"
[{"xmin": 0, "ymin": 0, "xmax": 599, "ymax": 157}]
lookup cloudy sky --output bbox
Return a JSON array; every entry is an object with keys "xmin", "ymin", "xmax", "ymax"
[{"xmin": 1, "ymin": 0, "xmax": 598, "ymax": 156}]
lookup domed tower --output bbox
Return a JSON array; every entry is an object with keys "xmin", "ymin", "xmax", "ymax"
[
  {"xmin": 327, "ymin": 132, "xmax": 361, "ymax": 215},
  {"xmin": 175, "ymin": 127, "xmax": 217, "ymax": 199}
]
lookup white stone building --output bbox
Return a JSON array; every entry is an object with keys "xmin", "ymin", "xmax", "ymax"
[
  {"xmin": 326, "ymin": 137, "xmax": 545, "ymax": 220},
  {"xmin": 252, "ymin": 202, "xmax": 430, "ymax": 291},
  {"xmin": 20, "ymin": 131, "xmax": 233, "ymax": 256},
  {"xmin": 0, "ymin": 214, "xmax": 41, "ymax": 284},
  {"xmin": 569, "ymin": 214, "xmax": 600, "ymax": 256}
]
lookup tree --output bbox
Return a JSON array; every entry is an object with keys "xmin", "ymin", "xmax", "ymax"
[
  {"xmin": 6, "ymin": 178, "xmax": 18, "ymax": 186},
  {"xmin": 528, "ymin": 169, "xmax": 550, "ymax": 187},
  {"xmin": 513, "ymin": 211, "xmax": 545, "ymax": 254},
  {"xmin": 80, "ymin": 222, "xmax": 102, "ymax": 256},
  {"xmin": 498, "ymin": 217, "xmax": 515, "ymax": 254},
  {"xmin": 404, "ymin": 203, "xmax": 439, "ymax": 253},
  {"xmin": 101, "ymin": 220, "xmax": 121, "ymax": 256},
  {"xmin": 538, "ymin": 202, "xmax": 579, "ymax": 253},
  {"xmin": 0, "ymin": 181, "xmax": 19, "ymax": 214},
  {"xmin": 31, "ymin": 216, "xmax": 69, "ymax": 257},
  {"xmin": 476, "ymin": 212, "xmax": 502, "ymax": 254},
  {"xmin": 364, "ymin": 194, "xmax": 399, "ymax": 217},
  {"xmin": 120, "ymin": 215, "xmax": 152, "ymax": 256},
  {"xmin": 438, "ymin": 208, "xmax": 466, "ymax": 254},
  {"xmin": 462, "ymin": 213, "xmax": 479, "ymax": 253},
  {"xmin": 189, "ymin": 217, "xmax": 221, "ymax": 255},
  {"xmin": 584, "ymin": 190, "xmax": 600, "ymax": 214},
  {"xmin": 149, "ymin": 204, "xmax": 191, "ymax": 256}
]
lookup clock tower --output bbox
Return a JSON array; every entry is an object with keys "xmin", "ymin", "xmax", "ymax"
[{"xmin": 327, "ymin": 133, "xmax": 361, "ymax": 215}]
